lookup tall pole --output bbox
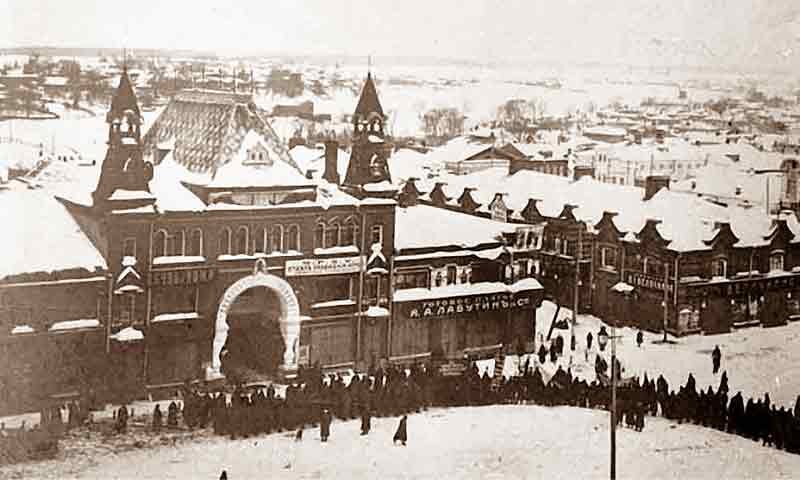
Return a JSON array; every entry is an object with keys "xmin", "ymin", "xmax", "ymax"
[
  {"xmin": 662, "ymin": 262, "xmax": 669, "ymax": 343},
  {"xmin": 610, "ymin": 294, "xmax": 620, "ymax": 480},
  {"xmin": 573, "ymin": 222, "xmax": 581, "ymax": 331}
]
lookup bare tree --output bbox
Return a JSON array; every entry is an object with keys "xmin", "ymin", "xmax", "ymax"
[{"xmin": 421, "ymin": 107, "xmax": 465, "ymax": 140}]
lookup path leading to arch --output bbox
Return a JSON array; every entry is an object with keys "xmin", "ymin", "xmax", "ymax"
[{"xmin": 48, "ymin": 405, "xmax": 800, "ymax": 479}]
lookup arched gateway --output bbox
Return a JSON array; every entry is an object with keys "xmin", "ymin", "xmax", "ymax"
[{"xmin": 206, "ymin": 262, "xmax": 301, "ymax": 380}]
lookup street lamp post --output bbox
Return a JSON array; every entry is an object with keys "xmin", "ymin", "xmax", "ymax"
[{"xmin": 602, "ymin": 282, "xmax": 633, "ymax": 480}]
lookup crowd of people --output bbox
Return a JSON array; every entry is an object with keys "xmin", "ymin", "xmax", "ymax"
[{"xmin": 6, "ymin": 331, "xmax": 800, "ymax": 469}]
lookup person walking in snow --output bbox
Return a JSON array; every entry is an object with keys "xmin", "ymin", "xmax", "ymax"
[
  {"xmin": 393, "ymin": 415, "xmax": 408, "ymax": 446},
  {"xmin": 152, "ymin": 404, "xmax": 163, "ymax": 431},
  {"xmin": 219, "ymin": 470, "xmax": 228, "ymax": 480},
  {"xmin": 712, "ymin": 345, "xmax": 722, "ymax": 374},
  {"xmin": 320, "ymin": 408, "xmax": 331, "ymax": 442},
  {"xmin": 636, "ymin": 330, "xmax": 644, "ymax": 348},
  {"xmin": 360, "ymin": 405, "xmax": 371, "ymax": 436},
  {"xmin": 586, "ymin": 331, "xmax": 593, "ymax": 351}
]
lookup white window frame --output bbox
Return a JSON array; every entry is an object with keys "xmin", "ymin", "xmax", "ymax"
[
  {"xmin": 770, "ymin": 250, "xmax": 785, "ymax": 272},
  {"xmin": 371, "ymin": 224, "xmax": 384, "ymax": 246}
]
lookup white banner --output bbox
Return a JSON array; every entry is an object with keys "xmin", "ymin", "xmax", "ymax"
[{"xmin": 285, "ymin": 256, "xmax": 363, "ymax": 276}]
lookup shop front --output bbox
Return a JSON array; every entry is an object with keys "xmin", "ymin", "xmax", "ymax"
[{"xmin": 391, "ymin": 280, "xmax": 543, "ymax": 368}]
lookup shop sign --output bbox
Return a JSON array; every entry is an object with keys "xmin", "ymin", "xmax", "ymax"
[
  {"xmin": 625, "ymin": 272, "xmax": 673, "ymax": 293},
  {"xmin": 285, "ymin": 256, "xmax": 363, "ymax": 276},
  {"xmin": 404, "ymin": 292, "xmax": 533, "ymax": 319},
  {"xmin": 149, "ymin": 267, "xmax": 216, "ymax": 287},
  {"xmin": 693, "ymin": 273, "xmax": 800, "ymax": 297}
]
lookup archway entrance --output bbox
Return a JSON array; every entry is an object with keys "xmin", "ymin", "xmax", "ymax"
[{"xmin": 207, "ymin": 269, "xmax": 300, "ymax": 381}]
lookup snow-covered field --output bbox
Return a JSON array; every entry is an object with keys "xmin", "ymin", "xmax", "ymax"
[{"xmin": 7, "ymin": 405, "xmax": 797, "ymax": 480}]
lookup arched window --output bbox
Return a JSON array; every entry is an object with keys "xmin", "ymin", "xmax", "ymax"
[
  {"xmin": 285, "ymin": 224, "xmax": 300, "ymax": 252},
  {"xmin": 326, "ymin": 219, "xmax": 340, "ymax": 248},
  {"xmin": 235, "ymin": 226, "xmax": 249, "ymax": 255},
  {"xmin": 256, "ymin": 227, "xmax": 269, "ymax": 254},
  {"xmin": 270, "ymin": 225, "xmax": 284, "ymax": 253},
  {"xmin": 341, "ymin": 216, "xmax": 357, "ymax": 246},
  {"xmin": 643, "ymin": 257, "xmax": 649, "ymax": 275},
  {"xmin": 153, "ymin": 229, "xmax": 168, "ymax": 258},
  {"xmin": 188, "ymin": 228, "xmax": 203, "ymax": 257},
  {"xmin": 315, "ymin": 219, "xmax": 326, "ymax": 249},
  {"xmin": 167, "ymin": 229, "xmax": 184, "ymax": 256},
  {"xmin": 218, "ymin": 227, "xmax": 232, "ymax": 256}
]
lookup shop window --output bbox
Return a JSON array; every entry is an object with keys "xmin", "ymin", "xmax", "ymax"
[
  {"xmin": 459, "ymin": 266, "xmax": 472, "ymax": 284},
  {"xmin": 285, "ymin": 225, "xmax": 300, "ymax": 252},
  {"xmin": 187, "ymin": 229, "xmax": 203, "ymax": 257},
  {"xmin": 712, "ymin": 258, "xmax": 727, "ymax": 278},
  {"xmin": 152, "ymin": 285, "xmax": 196, "ymax": 316},
  {"xmin": 395, "ymin": 269, "xmax": 429, "ymax": 290},
  {"xmin": 371, "ymin": 224, "xmax": 384, "ymax": 246},
  {"xmin": 122, "ymin": 238, "xmax": 136, "ymax": 258},
  {"xmin": 770, "ymin": 251, "xmax": 785, "ymax": 272},
  {"xmin": 446, "ymin": 265, "xmax": 458, "ymax": 285},
  {"xmin": 315, "ymin": 277, "xmax": 352, "ymax": 303}
]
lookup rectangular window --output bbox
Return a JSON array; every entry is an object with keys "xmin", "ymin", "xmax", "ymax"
[
  {"xmin": 395, "ymin": 270, "xmax": 429, "ymax": 290},
  {"xmin": 122, "ymin": 238, "xmax": 136, "ymax": 258},
  {"xmin": 446, "ymin": 265, "xmax": 458, "ymax": 285},
  {"xmin": 712, "ymin": 258, "xmax": 728, "ymax": 278},
  {"xmin": 770, "ymin": 252, "xmax": 785, "ymax": 272},
  {"xmin": 371, "ymin": 224, "xmax": 384, "ymax": 246},
  {"xmin": 601, "ymin": 247, "xmax": 617, "ymax": 270},
  {"xmin": 315, "ymin": 277, "xmax": 353, "ymax": 303}
]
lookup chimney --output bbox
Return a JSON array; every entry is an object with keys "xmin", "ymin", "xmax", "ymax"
[
  {"xmin": 573, "ymin": 165, "xmax": 595, "ymax": 181},
  {"xmin": 323, "ymin": 140, "xmax": 340, "ymax": 185},
  {"xmin": 644, "ymin": 175, "xmax": 670, "ymax": 201}
]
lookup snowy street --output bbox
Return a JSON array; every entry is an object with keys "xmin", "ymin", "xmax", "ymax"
[{"xmin": 3, "ymin": 405, "xmax": 798, "ymax": 479}]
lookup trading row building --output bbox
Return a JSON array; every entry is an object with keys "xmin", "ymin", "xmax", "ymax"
[{"xmin": 0, "ymin": 71, "xmax": 542, "ymax": 414}]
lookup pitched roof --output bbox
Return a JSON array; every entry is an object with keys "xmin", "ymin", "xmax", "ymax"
[
  {"xmin": 142, "ymin": 89, "xmax": 300, "ymax": 177},
  {"xmin": 107, "ymin": 67, "xmax": 141, "ymax": 124},
  {"xmin": 354, "ymin": 73, "xmax": 384, "ymax": 119}
]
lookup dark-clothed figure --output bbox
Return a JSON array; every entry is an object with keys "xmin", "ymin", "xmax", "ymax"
[
  {"xmin": 586, "ymin": 332, "xmax": 593, "ymax": 351},
  {"xmin": 712, "ymin": 345, "xmax": 722, "ymax": 374},
  {"xmin": 360, "ymin": 407, "xmax": 371, "ymax": 435},
  {"xmin": 152, "ymin": 404, "xmax": 163, "ymax": 431},
  {"xmin": 393, "ymin": 415, "xmax": 408, "ymax": 446},
  {"xmin": 295, "ymin": 426, "xmax": 303, "ymax": 441},
  {"xmin": 636, "ymin": 330, "xmax": 644, "ymax": 348},
  {"xmin": 220, "ymin": 470, "xmax": 228, "ymax": 480},
  {"xmin": 320, "ymin": 408, "xmax": 331, "ymax": 442}
]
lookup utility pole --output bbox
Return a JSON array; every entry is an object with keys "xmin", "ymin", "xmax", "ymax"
[{"xmin": 573, "ymin": 221, "xmax": 581, "ymax": 348}]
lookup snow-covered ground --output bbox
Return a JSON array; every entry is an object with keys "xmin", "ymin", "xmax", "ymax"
[
  {"xmin": 6, "ymin": 405, "xmax": 798, "ymax": 479},
  {"xmin": 482, "ymin": 301, "xmax": 800, "ymax": 409}
]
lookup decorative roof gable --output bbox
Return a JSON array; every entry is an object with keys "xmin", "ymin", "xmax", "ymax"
[
  {"xmin": 594, "ymin": 211, "xmax": 624, "ymax": 243},
  {"xmin": 457, "ymin": 187, "xmax": 482, "ymax": 213},
  {"xmin": 704, "ymin": 221, "xmax": 739, "ymax": 249},
  {"xmin": 636, "ymin": 219, "xmax": 672, "ymax": 248},
  {"xmin": 521, "ymin": 198, "xmax": 544, "ymax": 223},
  {"xmin": 354, "ymin": 72, "xmax": 384, "ymax": 120}
]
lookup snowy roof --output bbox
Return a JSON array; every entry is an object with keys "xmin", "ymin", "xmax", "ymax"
[
  {"xmin": 207, "ymin": 131, "xmax": 314, "ymax": 189},
  {"xmin": 395, "ymin": 204, "xmax": 517, "ymax": 251},
  {"xmin": 142, "ymin": 89, "xmax": 299, "ymax": 175},
  {"xmin": 0, "ymin": 187, "xmax": 107, "ymax": 280},
  {"xmin": 111, "ymin": 326, "xmax": 144, "ymax": 342},
  {"xmin": 289, "ymin": 144, "xmax": 350, "ymax": 181},
  {"xmin": 49, "ymin": 318, "xmax": 100, "ymax": 331},
  {"xmin": 416, "ymin": 166, "xmax": 800, "ymax": 253}
]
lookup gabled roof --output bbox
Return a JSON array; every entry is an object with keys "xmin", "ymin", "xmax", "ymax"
[
  {"xmin": 142, "ymin": 89, "xmax": 300, "ymax": 177},
  {"xmin": 354, "ymin": 73, "xmax": 384, "ymax": 119}
]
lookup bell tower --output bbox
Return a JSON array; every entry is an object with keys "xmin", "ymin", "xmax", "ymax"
[
  {"xmin": 92, "ymin": 66, "xmax": 155, "ymax": 210},
  {"xmin": 343, "ymin": 71, "xmax": 393, "ymax": 191}
]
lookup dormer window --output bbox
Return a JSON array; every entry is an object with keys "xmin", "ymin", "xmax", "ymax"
[{"xmin": 244, "ymin": 143, "xmax": 272, "ymax": 165}]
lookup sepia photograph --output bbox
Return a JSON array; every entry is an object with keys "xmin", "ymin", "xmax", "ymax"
[{"xmin": 1, "ymin": 1, "xmax": 800, "ymax": 478}]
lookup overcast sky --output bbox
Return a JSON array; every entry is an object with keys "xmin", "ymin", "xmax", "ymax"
[{"xmin": 3, "ymin": 0, "xmax": 800, "ymax": 70}]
